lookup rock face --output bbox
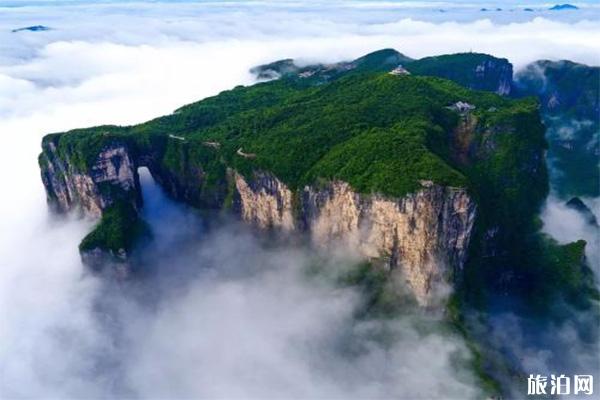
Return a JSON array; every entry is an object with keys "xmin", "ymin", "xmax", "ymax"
[
  {"xmin": 475, "ymin": 59, "xmax": 513, "ymax": 95},
  {"xmin": 514, "ymin": 60, "xmax": 599, "ymax": 118},
  {"xmin": 404, "ymin": 53, "xmax": 514, "ymax": 96},
  {"xmin": 39, "ymin": 137, "xmax": 140, "ymax": 218},
  {"xmin": 235, "ymin": 174, "xmax": 476, "ymax": 305},
  {"xmin": 234, "ymin": 172, "xmax": 296, "ymax": 231},
  {"xmin": 40, "ymin": 137, "xmax": 476, "ymax": 305}
]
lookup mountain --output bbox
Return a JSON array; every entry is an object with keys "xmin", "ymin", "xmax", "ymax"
[
  {"xmin": 38, "ymin": 51, "xmax": 598, "ymax": 396},
  {"xmin": 251, "ymin": 48, "xmax": 413, "ymax": 84},
  {"xmin": 253, "ymin": 51, "xmax": 599, "ymax": 198},
  {"xmin": 549, "ymin": 4, "xmax": 578, "ymax": 11},
  {"xmin": 38, "ymin": 55, "xmax": 537, "ymax": 303},
  {"xmin": 405, "ymin": 53, "xmax": 513, "ymax": 95},
  {"xmin": 39, "ymin": 49, "xmax": 595, "ymax": 311},
  {"xmin": 252, "ymin": 50, "xmax": 512, "ymax": 95},
  {"xmin": 514, "ymin": 60, "xmax": 599, "ymax": 197},
  {"xmin": 11, "ymin": 25, "xmax": 51, "ymax": 33}
]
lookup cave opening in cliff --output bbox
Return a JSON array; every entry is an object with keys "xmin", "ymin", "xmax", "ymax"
[
  {"xmin": 138, "ymin": 167, "xmax": 204, "ymax": 246},
  {"xmin": 132, "ymin": 166, "xmax": 209, "ymax": 281}
]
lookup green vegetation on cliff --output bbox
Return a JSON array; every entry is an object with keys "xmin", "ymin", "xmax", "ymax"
[
  {"xmin": 305, "ymin": 122, "xmax": 467, "ymax": 196},
  {"xmin": 43, "ymin": 56, "xmax": 547, "ymax": 272},
  {"xmin": 515, "ymin": 60, "xmax": 599, "ymax": 119},
  {"xmin": 41, "ymin": 51, "xmax": 598, "ymax": 397},
  {"xmin": 514, "ymin": 60, "xmax": 600, "ymax": 197},
  {"xmin": 405, "ymin": 53, "xmax": 513, "ymax": 93},
  {"xmin": 79, "ymin": 201, "xmax": 150, "ymax": 255},
  {"xmin": 48, "ymin": 73, "xmax": 525, "ymax": 200}
]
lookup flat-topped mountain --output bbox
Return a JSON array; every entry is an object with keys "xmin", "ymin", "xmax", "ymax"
[{"xmin": 39, "ymin": 49, "xmax": 595, "ymax": 309}]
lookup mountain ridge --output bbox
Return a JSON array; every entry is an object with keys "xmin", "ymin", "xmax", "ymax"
[{"xmin": 38, "ymin": 49, "xmax": 595, "ymax": 310}]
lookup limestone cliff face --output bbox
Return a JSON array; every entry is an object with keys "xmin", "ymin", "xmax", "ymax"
[
  {"xmin": 234, "ymin": 172, "xmax": 296, "ymax": 231},
  {"xmin": 40, "ymin": 141, "xmax": 476, "ymax": 305},
  {"xmin": 235, "ymin": 173, "xmax": 476, "ymax": 305},
  {"xmin": 39, "ymin": 137, "xmax": 140, "ymax": 218}
]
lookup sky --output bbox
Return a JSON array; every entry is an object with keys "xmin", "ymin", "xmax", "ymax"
[{"xmin": 0, "ymin": 1, "xmax": 598, "ymax": 398}]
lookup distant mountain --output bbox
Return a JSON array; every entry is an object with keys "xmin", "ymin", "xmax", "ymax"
[
  {"xmin": 251, "ymin": 49, "xmax": 413, "ymax": 84},
  {"xmin": 11, "ymin": 25, "xmax": 51, "ymax": 33},
  {"xmin": 514, "ymin": 60, "xmax": 599, "ymax": 197},
  {"xmin": 252, "ymin": 51, "xmax": 512, "ymax": 95},
  {"xmin": 549, "ymin": 4, "xmax": 578, "ymax": 10},
  {"xmin": 405, "ymin": 53, "xmax": 513, "ymax": 95},
  {"xmin": 514, "ymin": 60, "xmax": 599, "ymax": 119}
]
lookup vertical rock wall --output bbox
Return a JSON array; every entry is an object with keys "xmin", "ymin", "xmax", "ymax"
[
  {"xmin": 235, "ymin": 173, "xmax": 476, "ymax": 305},
  {"xmin": 39, "ymin": 138, "xmax": 140, "ymax": 218},
  {"xmin": 40, "ymin": 140, "xmax": 476, "ymax": 305}
]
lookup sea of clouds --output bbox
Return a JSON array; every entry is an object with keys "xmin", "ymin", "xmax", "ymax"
[{"xmin": 0, "ymin": 1, "xmax": 598, "ymax": 398}]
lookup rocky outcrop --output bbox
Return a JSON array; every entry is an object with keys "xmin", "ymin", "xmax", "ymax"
[
  {"xmin": 234, "ymin": 172, "xmax": 296, "ymax": 231},
  {"xmin": 303, "ymin": 181, "xmax": 475, "ymax": 305},
  {"xmin": 39, "ymin": 137, "xmax": 140, "ymax": 218},
  {"xmin": 234, "ymin": 173, "xmax": 476, "ymax": 305}
]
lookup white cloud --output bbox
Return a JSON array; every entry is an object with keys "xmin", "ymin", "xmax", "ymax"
[
  {"xmin": 541, "ymin": 196, "xmax": 600, "ymax": 277},
  {"xmin": 0, "ymin": 1, "xmax": 598, "ymax": 398},
  {"xmin": 0, "ymin": 167, "xmax": 484, "ymax": 398}
]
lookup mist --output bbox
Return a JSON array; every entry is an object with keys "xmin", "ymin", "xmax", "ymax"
[
  {"xmin": 0, "ymin": 168, "xmax": 484, "ymax": 398},
  {"xmin": 1, "ymin": 1, "xmax": 599, "ymax": 398}
]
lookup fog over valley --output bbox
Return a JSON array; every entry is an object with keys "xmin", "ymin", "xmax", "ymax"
[{"xmin": 0, "ymin": 1, "xmax": 598, "ymax": 398}]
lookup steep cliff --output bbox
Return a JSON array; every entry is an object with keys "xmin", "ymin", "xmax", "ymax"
[
  {"xmin": 514, "ymin": 60, "xmax": 599, "ymax": 118},
  {"xmin": 39, "ymin": 50, "xmax": 548, "ymax": 306},
  {"xmin": 406, "ymin": 53, "xmax": 513, "ymax": 95},
  {"xmin": 39, "ymin": 134, "xmax": 145, "ymax": 269},
  {"xmin": 40, "ymin": 144, "xmax": 476, "ymax": 305},
  {"xmin": 232, "ymin": 173, "xmax": 475, "ymax": 304},
  {"xmin": 39, "ymin": 135, "xmax": 140, "ymax": 217},
  {"xmin": 514, "ymin": 60, "xmax": 600, "ymax": 197}
]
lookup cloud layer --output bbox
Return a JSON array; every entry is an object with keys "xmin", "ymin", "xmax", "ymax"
[
  {"xmin": 0, "ymin": 1, "xmax": 598, "ymax": 398},
  {"xmin": 0, "ymin": 168, "xmax": 484, "ymax": 399}
]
